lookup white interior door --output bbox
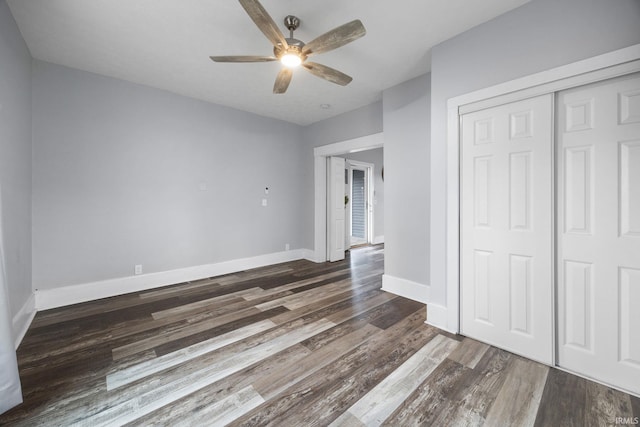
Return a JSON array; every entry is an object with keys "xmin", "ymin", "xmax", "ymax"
[
  {"xmin": 557, "ymin": 73, "xmax": 640, "ymax": 395},
  {"xmin": 461, "ymin": 94, "xmax": 554, "ymax": 365},
  {"xmin": 328, "ymin": 156, "xmax": 346, "ymax": 262}
]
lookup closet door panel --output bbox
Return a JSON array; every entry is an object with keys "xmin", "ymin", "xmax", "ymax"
[
  {"xmin": 461, "ymin": 94, "xmax": 554, "ymax": 364},
  {"xmin": 557, "ymin": 73, "xmax": 640, "ymax": 396}
]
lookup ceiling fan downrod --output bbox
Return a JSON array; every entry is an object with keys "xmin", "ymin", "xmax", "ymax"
[{"xmin": 284, "ymin": 15, "xmax": 300, "ymax": 39}]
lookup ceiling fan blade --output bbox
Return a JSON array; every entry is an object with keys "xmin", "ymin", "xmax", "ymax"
[
  {"xmin": 273, "ymin": 68, "xmax": 293, "ymax": 94},
  {"xmin": 210, "ymin": 55, "xmax": 277, "ymax": 63},
  {"xmin": 302, "ymin": 20, "xmax": 366, "ymax": 56},
  {"xmin": 238, "ymin": 0, "xmax": 288, "ymax": 49},
  {"xmin": 302, "ymin": 62, "xmax": 353, "ymax": 86}
]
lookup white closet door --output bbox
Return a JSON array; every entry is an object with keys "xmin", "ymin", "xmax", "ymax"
[
  {"xmin": 461, "ymin": 94, "xmax": 554, "ymax": 365},
  {"xmin": 557, "ymin": 73, "xmax": 640, "ymax": 395}
]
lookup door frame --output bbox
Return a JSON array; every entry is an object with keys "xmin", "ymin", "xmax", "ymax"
[
  {"xmin": 441, "ymin": 44, "xmax": 640, "ymax": 335},
  {"xmin": 347, "ymin": 160, "xmax": 375, "ymax": 247},
  {"xmin": 313, "ymin": 133, "xmax": 384, "ymax": 262}
]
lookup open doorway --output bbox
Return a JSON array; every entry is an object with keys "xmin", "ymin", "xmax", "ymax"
[
  {"xmin": 313, "ymin": 133, "xmax": 384, "ymax": 262},
  {"xmin": 346, "ymin": 161, "xmax": 374, "ymax": 248}
]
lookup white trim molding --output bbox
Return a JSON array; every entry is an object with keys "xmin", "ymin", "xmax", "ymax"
[
  {"xmin": 446, "ymin": 44, "xmax": 640, "ymax": 334},
  {"xmin": 35, "ymin": 249, "xmax": 313, "ymax": 310},
  {"xmin": 381, "ymin": 274, "xmax": 429, "ymax": 304},
  {"xmin": 425, "ymin": 303, "xmax": 455, "ymax": 334},
  {"xmin": 372, "ymin": 235, "xmax": 385, "ymax": 245},
  {"xmin": 12, "ymin": 292, "xmax": 36, "ymax": 349},
  {"xmin": 300, "ymin": 248, "xmax": 322, "ymax": 263},
  {"xmin": 313, "ymin": 133, "xmax": 384, "ymax": 158}
]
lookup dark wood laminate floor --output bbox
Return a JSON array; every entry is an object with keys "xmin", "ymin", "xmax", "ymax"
[{"xmin": 2, "ymin": 245, "xmax": 639, "ymax": 426}]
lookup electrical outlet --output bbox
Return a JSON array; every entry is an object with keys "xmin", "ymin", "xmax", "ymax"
[
  {"xmin": 262, "ymin": 198, "xmax": 268, "ymax": 207},
  {"xmin": 285, "ymin": 243, "xmax": 290, "ymax": 251},
  {"xmin": 135, "ymin": 264, "xmax": 142, "ymax": 275}
]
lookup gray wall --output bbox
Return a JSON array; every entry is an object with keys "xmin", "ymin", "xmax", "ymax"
[
  {"xmin": 304, "ymin": 101, "xmax": 383, "ymax": 147},
  {"xmin": 32, "ymin": 60, "xmax": 308, "ymax": 290},
  {"xmin": 0, "ymin": 0, "xmax": 32, "ymax": 319},
  {"xmin": 345, "ymin": 147, "xmax": 384, "ymax": 240},
  {"xmin": 10, "ymin": 0, "xmax": 638, "ymax": 310},
  {"xmin": 383, "ymin": 74, "xmax": 431, "ymax": 286},
  {"xmin": 429, "ymin": 0, "xmax": 640, "ymax": 305},
  {"xmin": 302, "ymin": 82, "xmax": 431, "ymax": 292}
]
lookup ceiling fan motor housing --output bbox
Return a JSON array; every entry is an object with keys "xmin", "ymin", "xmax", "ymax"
[{"xmin": 274, "ymin": 15, "xmax": 306, "ymax": 60}]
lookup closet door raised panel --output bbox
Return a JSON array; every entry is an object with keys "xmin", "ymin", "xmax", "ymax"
[
  {"xmin": 461, "ymin": 94, "xmax": 554, "ymax": 365},
  {"xmin": 557, "ymin": 73, "xmax": 640, "ymax": 395}
]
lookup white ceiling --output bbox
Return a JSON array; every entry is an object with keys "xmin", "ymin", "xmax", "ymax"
[{"xmin": 7, "ymin": 0, "xmax": 530, "ymax": 125}]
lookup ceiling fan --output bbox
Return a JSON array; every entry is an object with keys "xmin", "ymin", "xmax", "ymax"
[{"xmin": 210, "ymin": 0, "xmax": 366, "ymax": 94}]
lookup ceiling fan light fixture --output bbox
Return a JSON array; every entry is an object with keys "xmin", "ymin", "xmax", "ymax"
[{"xmin": 281, "ymin": 52, "xmax": 302, "ymax": 68}]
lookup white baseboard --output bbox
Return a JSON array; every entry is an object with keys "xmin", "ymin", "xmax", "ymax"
[
  {"xmin": 381, "ymin": 274, "xmax": 429, "ymax": 304},
  {"xmin": 35, "ymin": 249, "xmax": 313, "ymax": 311},
  {"xmin": 301, "ymin": 249, "xmax": 322, "ymax": 263},
  {"xmin": 425, "ymin": 303, "xmax": 457, "ymax": 334},
  {"xmin": 13, "ymin": 292, "xmax": 36, "ymax": 349},
  {"xmin": 380, "ymin": 275, "xmax": 460, "ymax": 335},
  {"xmin": 372, "ymin": 235, "xmax": 384, "ymax": 245}
]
